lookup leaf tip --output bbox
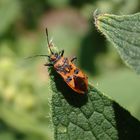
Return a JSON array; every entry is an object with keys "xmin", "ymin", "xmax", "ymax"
[
  {"xmin": 93, "ymin": 9, "xmax": 100, "ymax": 26},
  {"xmin": 93, "ymin": 9, "xmax": 105, "ymax": 31}
]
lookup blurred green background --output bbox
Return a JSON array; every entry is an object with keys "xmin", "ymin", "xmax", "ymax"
[{"xmin": 0, "ymin": 0, "xmax": 140, "ymax": 139}]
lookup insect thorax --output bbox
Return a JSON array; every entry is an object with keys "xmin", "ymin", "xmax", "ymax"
[{"xmin": 55, "ymin": 57, "xmax": 72, "ymax": 74}]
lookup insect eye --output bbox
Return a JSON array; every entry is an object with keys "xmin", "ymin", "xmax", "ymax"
[{"xmin": 74, "ymin": 69, "xmax": 79, "ymax": 74}]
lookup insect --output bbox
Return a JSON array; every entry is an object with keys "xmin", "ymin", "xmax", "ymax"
[
  {"xmin": 45, "ymin": 29, "xmax": 88, "ymax": 94},
  {"xmin": 30, "ymin": 28, "xmax": 88, "ymax": 94}
]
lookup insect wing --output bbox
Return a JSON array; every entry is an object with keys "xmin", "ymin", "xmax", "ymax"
[{"xmin": 73, "ymin": 75, "xmax": 88, "ymax": 93}]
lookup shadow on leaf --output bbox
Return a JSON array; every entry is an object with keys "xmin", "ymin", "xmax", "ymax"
[{"xmin": 113, "ymin": 102, "xmax": 140, "ymax": 140}]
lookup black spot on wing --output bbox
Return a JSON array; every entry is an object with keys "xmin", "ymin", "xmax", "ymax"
[
  {"xmin": 74, "ymin": 69, "xmax": 79, "ymax": 74},
  {"xmin": 66, "ymin": 76, "xmax": 72, "ymax": 83}
]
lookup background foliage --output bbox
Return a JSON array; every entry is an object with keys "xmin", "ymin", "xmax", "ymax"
[{"xmin": 0, "ymin": 0, "xmax": 140, "ymax": 140}]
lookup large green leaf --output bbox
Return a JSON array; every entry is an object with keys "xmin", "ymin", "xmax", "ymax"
[
  {"xmin": 94, "ymin": 12, "xmax": 140, "ymax": 74},
  {"xmin": 50, "ymin": 68, "xmax": 140, "ymax": 140}
]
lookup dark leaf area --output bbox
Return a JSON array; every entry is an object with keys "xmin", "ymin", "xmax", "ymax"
[{"xmin": 49, "ymin": 68, "xmax": 140, "ymax": 140}]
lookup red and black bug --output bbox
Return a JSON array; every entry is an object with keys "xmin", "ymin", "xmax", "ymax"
[
  {"xmin": 28, "ymin": 29, "xmax": 88, "ymax": 94},
  {"xmin": 44, "ymin": 29, "xmax": 88, "ymax": 94}
]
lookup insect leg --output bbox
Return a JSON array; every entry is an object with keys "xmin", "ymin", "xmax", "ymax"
[
  {"xmin": 44, "ymin": 63, "xmax": 53, "ymax": 66},
  {"xmin": 71, "ymin": 56, "xmax": 77, "ymax": 62},
  {"xmin": 61, "ymin": 50, "xmax": 64, "ymax": 56}
]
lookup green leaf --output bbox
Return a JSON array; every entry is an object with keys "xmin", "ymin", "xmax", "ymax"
[
  {"xmin": 50, "ymin": 68, "xmax": 140, "ymax": 140},
  {"xmin": 94, "ymin": 12, "xmax": 140, "ymax": 74}
]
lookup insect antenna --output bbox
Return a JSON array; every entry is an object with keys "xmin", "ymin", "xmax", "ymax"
[
  {"xmin": 25, "ymin": 54, "xmax": 50, "ymax": 59},
  {"xmin": 45, "ymin": 28, "xmax": 54, "ymax": 54}
]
